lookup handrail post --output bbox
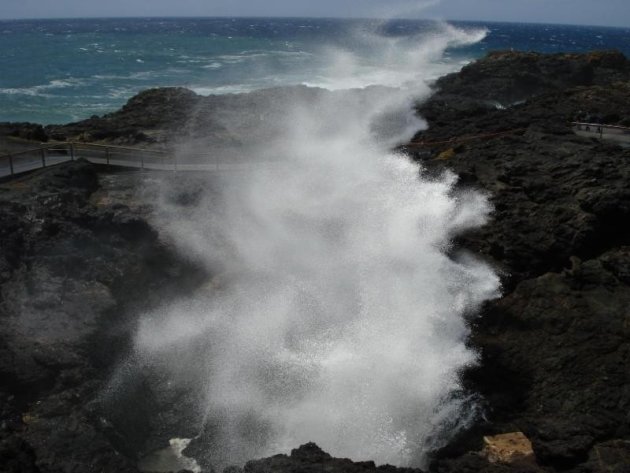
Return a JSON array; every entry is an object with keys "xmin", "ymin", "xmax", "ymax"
[
  {"xmin": 8, "ymin": 154, "xmax": 14, "ymax": 176},
  {"xmin": 70, "ymin": 143, "xmax": 75, "ymax": 161},
  {"xmin": 41, "ymin": 148, "xmax": 47, "ymax": 168},
  {"xmin": 106, "ymin": 147, "xmax": 110, "ymax": 165},
  {"xmin": 141, "ymin": 153, "xmax": 144, "ymax": 170}
]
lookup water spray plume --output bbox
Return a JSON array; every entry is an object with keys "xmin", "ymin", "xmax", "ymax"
[{"xmin": 121, "ymin": 21, "xmax": 498, "ymax": 469}]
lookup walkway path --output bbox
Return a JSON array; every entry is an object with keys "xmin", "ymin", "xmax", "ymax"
[
  {"xmin": 4, "ymin": 122, "xmax": 628, "ymax": 179},
  {"xmin": 0, "ymin": 142, "xmax": 275, "ymax": 179},
  {"xmin": 572, "ymin": 122, "xmax": 630, "ymax": 147}
]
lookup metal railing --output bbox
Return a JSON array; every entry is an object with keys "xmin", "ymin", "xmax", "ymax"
[
  {"xmin": 571, "ymin": 122, "xmax": 630, "ymax": 133},
  {"xmin": 0, "ymin": 141, "xmax": 172, "ymax": 178},
  {"xmin": 0, "ymin": 140, "xmax": 291, "ymax": 179},
  {"xmin": 571, "ymin": 122, "xmax": 630, "ymax": 148}
]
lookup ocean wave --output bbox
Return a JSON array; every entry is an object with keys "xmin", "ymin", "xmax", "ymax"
[
  {"xmin": 0, "ymin": 78, "xmax": 85, "ymax": 97},
  {"xmin": 91, "ymin": 73, "xmax": 132, "ymax": 80},
  {"xmin": 267, "ymin": 50, "xmax": 314, "ymax": 57},
  {"xmin": 215, "ymin": 55, "xmax": 250, "ymax": 64},
  {"xmin": 202, "ymin": 62, "xmax": 223, "ymax": 69},
  {"xmin": 191, "ymin": 84, "xmax": 257, "ymax": 95},
  {"xmin": 128, "ymin": 71, "xmax": 155, "ymax": 80},
  {"xmin": 106, "ymin": 87, "xmax": 141, "ymax": 99},
  {"xmin": 90, "ymin": 71, "xmax": 155, "ymax": 81}
]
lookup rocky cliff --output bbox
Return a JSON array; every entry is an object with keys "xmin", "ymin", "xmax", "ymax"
[{"xmin": 408, "ymin": 50, "xmax": 630, "ymax": 473}]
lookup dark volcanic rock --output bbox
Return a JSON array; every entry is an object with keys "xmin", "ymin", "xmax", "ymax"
[
  {"xmin": 242, "ymin": 443, "xmax": 425, "ymax": 473},
  {"xmin": 424, "ymin": 132, "xmax": 630, "ymax": 284},
  {"xmin": 1, "ymin": 84, "xmax": 393, "ymax": 157},
  {"xmin": 433, "ymin": 50, "xmax": 630, "ymax": 105},
  {"xmin": 45, "ymin": 87, "xmax": 202, "ymax": 145},
  {"xmin": 39, "ymin": 85, "xmax": 320, "ymax": 147},
  {"xmin": 0, "ymin": 122, "xmax": 48, "ymax": 143},
  {"xmin": 467, "ymin": 251, "xmax": 630, "ymax": 467},
  {"xmin": 411, "ymin": 50, "xmax": 630, "ymax": 473},
  {"xmin": 0, "ymin": 161, "xmax": 208, "ymax": 472},
  {"xmin": 412, "ymin": 51, "xmax": 630, "ymax": 285}
]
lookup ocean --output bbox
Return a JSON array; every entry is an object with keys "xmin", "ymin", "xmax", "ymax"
[{"xmin": 1, "ymin": 17, "xmax": 629, "ymax": 124}]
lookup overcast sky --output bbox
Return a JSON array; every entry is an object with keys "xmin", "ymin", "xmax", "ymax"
[{"xmin": 1, "ymin": 0, "xmax": 629, "ymax": 27}]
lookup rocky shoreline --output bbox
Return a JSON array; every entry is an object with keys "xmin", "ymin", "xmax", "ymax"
[
  {"xmin": 1, "ymin": 50, "xmax": 629, "ymax": 473},
  {"xmin": 410, "ymin": 50, "xmax": 630, "ymax": 473}
]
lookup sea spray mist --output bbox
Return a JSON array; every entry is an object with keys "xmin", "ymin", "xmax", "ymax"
[{"xmin": 112, "ymin": 21, "xmax": 499, "ymax": 469}]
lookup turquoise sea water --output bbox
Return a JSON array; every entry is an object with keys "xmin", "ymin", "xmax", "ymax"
[{"xmin": 1, "ymin": 17, "xmax": 629, "ymax": 124}]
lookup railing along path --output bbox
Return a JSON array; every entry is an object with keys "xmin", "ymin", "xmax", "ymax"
[
  {"xmin": 3, "ymin": 121, "xmax": 629, "ymax": 179},
  {"xmin": 0, "ymin": 141, "xmax": 271, "ymax": 179},
  {"xmin": 406, "ymin": 122, "xmax": 630, "ymax": 150}
]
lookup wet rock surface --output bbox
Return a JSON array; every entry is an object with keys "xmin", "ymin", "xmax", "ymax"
[
  {"xmin": 0, "ymin": 50, "xmax": 629, "ymax": 473},
  {"xmin": 241, "ymin": 443, "xmax": 426, "ymax": 473},
  {"xmin": 409, "ymin": 51, "xmax": 630, "ymax": 473}
]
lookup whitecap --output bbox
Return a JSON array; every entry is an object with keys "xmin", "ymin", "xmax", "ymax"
[
  {"xmin": 216, "ymin": 55, "xmax": 247, "ymax": 64},
  {"xmin": 202, "ymin": 62, "xmax": 223, "ymax": 69},
  {"xmin": 190, "ymin": 84, "xmax": 256, "ymax": 95},
  {"xmin": 0, "ymin": 78, "xmax": 84, "ymax": 97},
  {"xmin": 129, "ymin": 71, "xmax": 154, "ymax": 80}
]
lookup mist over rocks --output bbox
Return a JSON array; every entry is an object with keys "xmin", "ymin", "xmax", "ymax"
[
  {"xmin": 0, "ymin": 162, "xmax": 209, "ymax": 472},
  {"xmin": 0, "ymin": 49, "xmax": 630, "ymax": 473},
  {"xmin": 29, "ymin": 84, "xmax": 398, "ymax": 153}
]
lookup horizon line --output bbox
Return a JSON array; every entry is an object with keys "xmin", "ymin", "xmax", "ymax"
[{"xmin": 0, "ymin": 15, "xmax": 628, "ymax": 30}]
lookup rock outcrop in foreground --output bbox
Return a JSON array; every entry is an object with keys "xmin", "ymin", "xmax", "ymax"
[
  {"xmin": 0, "ymin": 162, "xmax": 208, "ymax": 472},
  {"xmin": 243, "ymin": 443, "xmax": 424, "ymax": 473},
  {"xmin": 1, "ymin": 50, "xmax": 629, "ymax": 473}
]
